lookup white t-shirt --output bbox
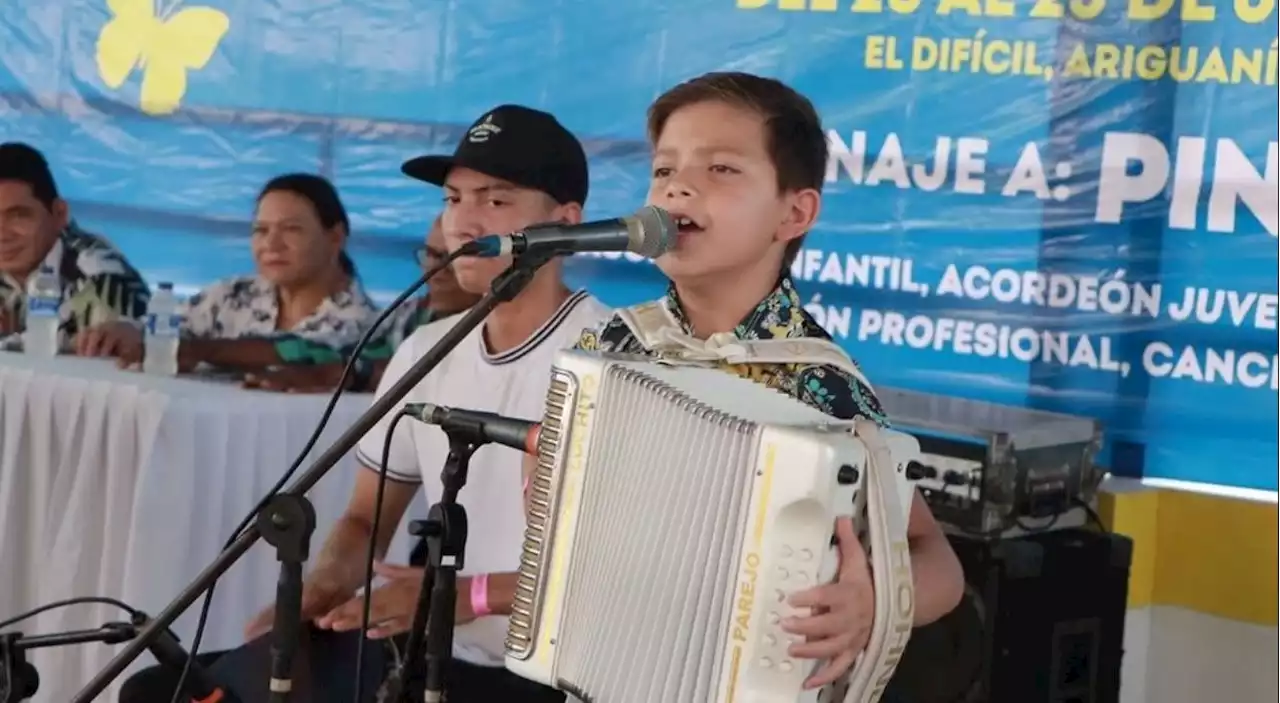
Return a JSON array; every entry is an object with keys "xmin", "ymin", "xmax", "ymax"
[{"xmin": 355, "ymin": 289, "xmax": 611, "ymax": 667}]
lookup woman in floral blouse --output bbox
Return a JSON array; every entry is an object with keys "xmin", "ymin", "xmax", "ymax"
[{"xmin": 80, "ymin": 173, "xmax": 380, "ymax": 373}]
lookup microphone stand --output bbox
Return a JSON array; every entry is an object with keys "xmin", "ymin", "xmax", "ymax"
[
  {"xmin": 257, "ymin": 494, "xmax": 317, "ymax": 702},
  {"xmin": 3, "ymin": 611, "xmax": 238, "ymax": 703},
  {"xmin": 380, "ymin": 425, "xmax": 484, "ymax": 703},
  {"xmin": 2, "ymin": 623, "xmax": 136, "ymax": 703},
  {"xmin": 72, "ymin": 251, "xmax": 558, "ymax": 703}
]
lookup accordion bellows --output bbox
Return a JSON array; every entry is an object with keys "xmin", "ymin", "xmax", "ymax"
[{"xmin": 507, "ymin": 351, "xmax": 920, "ymax": 703}]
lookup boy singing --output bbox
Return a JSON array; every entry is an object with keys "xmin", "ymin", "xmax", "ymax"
[{"xmin": 571, "ymin": 72, "xmax": 966, "ymax": 691}]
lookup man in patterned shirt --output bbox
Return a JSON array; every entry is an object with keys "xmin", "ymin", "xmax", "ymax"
[
  {"xmin": 0, "ymin": 142, "xmax": 149, "ymax": 349},
  {"xmin": 566, "ymin": 72, "xmax": 965, "ymax": 695}
]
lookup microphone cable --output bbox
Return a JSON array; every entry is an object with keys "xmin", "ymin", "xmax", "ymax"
[
  {"xmin": 168, "ymin": 250, "xmax": 467, "ymax": 703},
  {"xmin": 0, "ymin": 597, "xmax": 141, "ymax": 631},
  {"xmin": 350, "ymin": 408, "xmax": 413, "ymax": 703}
]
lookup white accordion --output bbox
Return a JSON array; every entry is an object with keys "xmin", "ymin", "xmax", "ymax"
[{"xmin": 506, "ymin": 350, "xmax": 920, "ymax": 703}]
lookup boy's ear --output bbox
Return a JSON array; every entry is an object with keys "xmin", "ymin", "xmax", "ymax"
[{"xmin": 777, "ymin": 188, "xmax": 821, "ymax": 244}]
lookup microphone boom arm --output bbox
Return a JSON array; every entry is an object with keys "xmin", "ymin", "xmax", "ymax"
[{"xmin": 70, "ymin": 251, "xmax": 559, "ymax": 703}]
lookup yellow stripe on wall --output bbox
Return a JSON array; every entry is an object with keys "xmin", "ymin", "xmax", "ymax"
[{"xmin": 1098, "ymin": 481, "xmax": 1278, "ymax": 626}]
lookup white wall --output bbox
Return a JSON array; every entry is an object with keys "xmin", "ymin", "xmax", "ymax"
[{"xmin": 1121, "ymin": 606, "xmax": 1278, "ymax": 703}]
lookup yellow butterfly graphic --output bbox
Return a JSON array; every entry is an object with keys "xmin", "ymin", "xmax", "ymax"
[{"xmin": 95, "ymin": 0, "xmax": 230, "ymax": 116}]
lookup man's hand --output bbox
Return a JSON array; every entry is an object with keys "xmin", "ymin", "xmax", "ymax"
[
  {"xmin": 316, "ymin": 562, "xmax": 479, "ymax": 640},
  {"xmin": 74, "ymin": 321, "xmax": 142, "ymax": 360},
  {"xmin": 243, "ymin": 365, "xmax": 345, "ymax": 394},
  {"xmin": 781, "ymin": 517, "xmax": 875, "ymax": 690},
  {"xmin": 244, "ymin": 579, "xmax": 351, "ymax": 641}
]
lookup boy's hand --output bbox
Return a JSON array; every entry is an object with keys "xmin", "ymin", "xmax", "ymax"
[{"xmin": 781, "ymin": 517, "xmax": 874, "ymax": 689}]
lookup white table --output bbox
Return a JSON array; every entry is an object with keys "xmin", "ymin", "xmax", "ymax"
[{"xmin": 0, "ymin": 352, "xmax": 422, "ymax": 703}]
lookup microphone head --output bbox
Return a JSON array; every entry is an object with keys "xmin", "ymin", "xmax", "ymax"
[{"xmin": 626, "ymin": 206, "xmax": 678, "ymax": 259}]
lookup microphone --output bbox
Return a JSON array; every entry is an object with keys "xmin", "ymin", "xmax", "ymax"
[
  {"xmin": 403, "ymin": 403, "xmax": 541, "ymax": 455},
  {"xmin": 457, "ymin": 205, "xmax": 677, "ymax": 260},
  {"xmin": 132, "ymin": 612, "xmax": 236, "ymax": 703}
]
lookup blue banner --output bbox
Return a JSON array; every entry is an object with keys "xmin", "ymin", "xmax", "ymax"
[{"xmin": 2, "ymin": 0, "xmax": 1276, "ymax": 488}]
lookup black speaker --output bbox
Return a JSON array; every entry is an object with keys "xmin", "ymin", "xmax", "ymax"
[
  {"xmin": 950, "ymin": 528, "xmax": 1133, "ymax": 703},
  {"xmin": 882, "ymin": 528, "xmax": 1131, "ymax": 703}
]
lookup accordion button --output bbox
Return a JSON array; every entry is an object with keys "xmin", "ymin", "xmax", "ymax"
[
  {"xmin": 767, "ymin": 612, "xmax": 780, "ymax": 625},
  {"xmin": 781, "ymin": 545, "xmax": 793, "ymax": 558},
  {"xmin": 776, "ymin": 567, "xmax": 789, "ymax": 580},
  {"xmin": 758, "ymin": 658, "xmax": 773, "ymax": 669},
  {"xmin": 798, "ymin": 549, "xmax": 813, "ymax": 561},
  {"xmin": 763, "ymin": 634, "xmax": 776, "ymax": 646},
  {"xmin": 779, "ymin": 661, "xmax": 794, "ymax": 673}
]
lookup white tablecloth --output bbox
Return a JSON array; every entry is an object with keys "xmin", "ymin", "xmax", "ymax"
[{"xmin": 0, "ymin": 352, "xmax": 422, "ymax": 702}]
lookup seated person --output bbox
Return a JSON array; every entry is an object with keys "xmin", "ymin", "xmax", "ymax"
[
  {"xmin": 79, "ymin": 173, "xmax": 380, "ymax": 372},
  {"xmin": 242, "ymin": 214, "xmax": 481, "ymax": 393},
  {"xmin": 118, "ymin": 102, "xmax": 606, "ymax": 703},
  {"xmin": 0, "ymin": 142, "xmax": 150, "ymax": 349}
]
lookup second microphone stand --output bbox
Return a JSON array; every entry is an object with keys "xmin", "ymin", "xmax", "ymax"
[{"xmin": 381, "ymin": 425, "xmax": 485, "ymax": 703}]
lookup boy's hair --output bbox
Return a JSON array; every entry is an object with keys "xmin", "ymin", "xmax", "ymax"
[{"xmin": 646, "ymin": 72, "xmax": 828, "ymax": 274}]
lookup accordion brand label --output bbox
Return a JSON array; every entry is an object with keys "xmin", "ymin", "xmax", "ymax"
[
  {"xmin": 734, "ymin": 444, "xmax": 776, "ymax": 641},
  {"xmin": 733, "ymin": 552, "xmax": 761, "ymax": 642},
  {"xmin": 726, "ymin": 443, "xmax": 779, "ymax": 699}
]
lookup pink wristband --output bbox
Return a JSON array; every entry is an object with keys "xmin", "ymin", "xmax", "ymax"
[{"xmin": 471, "ymin": 574, "xmax": 492, "ymax": 617}]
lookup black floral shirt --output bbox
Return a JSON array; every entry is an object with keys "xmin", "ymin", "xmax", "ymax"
[
  {"xmin": 0, "ymin": 222, "xmax": 150, "ymax": 350},
  {"xmin": 574, "ymin": 276, "xmax": 888, "ymax": 425},
  {"xmin": 181, "ymin": 275, "xmax": 379, "ymax": 353}
]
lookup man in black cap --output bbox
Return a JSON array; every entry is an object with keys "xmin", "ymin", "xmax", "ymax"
[
  {"xmin": 120, "ymin": 106, "xmax": 610, "ymax": 703},
  {"xmin": 0, "ymin": 142, "xmax": 150, "ymax": 349}
]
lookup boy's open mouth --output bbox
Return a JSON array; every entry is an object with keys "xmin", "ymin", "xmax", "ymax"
[{"xmin": 670, "ymin": 212, "xmax": 704, "ymax": 235}]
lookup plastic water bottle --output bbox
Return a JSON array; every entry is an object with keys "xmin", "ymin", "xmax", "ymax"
[
  {"xmin": 23, "ymin": 264, "xmax": 61, "ymax": 358},
  {"xmin": 143, "ymin": 282, "xmax": 182, "ymax": 376}
]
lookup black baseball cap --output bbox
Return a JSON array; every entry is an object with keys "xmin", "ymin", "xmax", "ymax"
[
  {"xmin": 0, "ymin": 142, "xmax": 59, "ymax": 204},
  {"xmin": 401, "ymin": 105, "xmax": 589, "ymax": 206}
]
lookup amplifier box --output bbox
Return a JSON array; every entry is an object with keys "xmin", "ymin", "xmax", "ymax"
[{"xmin": 880, "ymin": 387, "xmax": 1103, "ymax": 536}]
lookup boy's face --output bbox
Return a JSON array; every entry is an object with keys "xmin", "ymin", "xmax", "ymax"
[
  {"xmin": 647, "ymin": 100, "xmax": 818, "ymax": 287},
  {"xmin": 440, "ymin": 167, "xmax": 580, "ymax": 295}
]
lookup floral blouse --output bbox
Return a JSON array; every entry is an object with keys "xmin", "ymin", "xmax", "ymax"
[{"xmin": 181, "ymin": 275, "xmax": 379, "ymax": 354}]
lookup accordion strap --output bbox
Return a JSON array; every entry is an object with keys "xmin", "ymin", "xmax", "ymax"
[
  {"xmin": 835, "ymin": 418, "xmax": 916, "ymax": 703},
  {"xmin": 614, "ymin": 302, "xmax": 877, "ymax": 392}
]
